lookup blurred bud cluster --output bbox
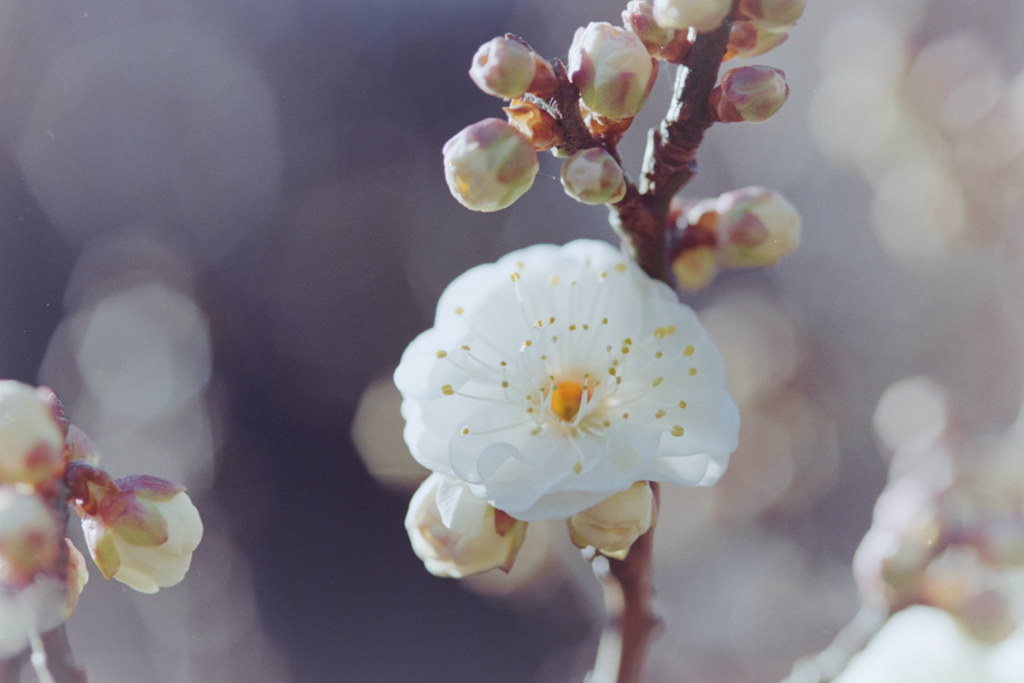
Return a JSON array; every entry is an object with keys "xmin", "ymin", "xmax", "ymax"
[
  {"xmin": 0, "ymin": 379, "xmax": 202, "ymax": 662},
  {"xmin": 855, "ymin": 376, "xmax": 1024, "ymax": 644},
  {"xmin": 811, "ymin": 3, "xmax": 1024, "ymax": 264}
]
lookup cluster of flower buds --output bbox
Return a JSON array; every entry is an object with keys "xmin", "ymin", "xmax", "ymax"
[
  {"xmin": 853, "ymin": 475, "xmax": 1024, "ymax": 643},
  {"xmin": 853, "ymin": 381, "xmax": 1024, "ymax": 643},
  {"xmin": 726, "ymin": 0, "xmax": 807, "ymax": 60},
  {"xmin": 406, "ymin": 475, "xmax": 658, "ymax": 577},
  {"xmin": 0, "ymin": 379, "xmax": 202, "ymax": 657},
  {"xmin": 669, "ymin": 186, "xmax": 801, "ymax": 289},
  {"xmin": 443, "ymin": 0, "xmax": 800, "ymax": 214}
]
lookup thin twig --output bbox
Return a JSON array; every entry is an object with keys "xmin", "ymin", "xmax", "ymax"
[
  {"xmin": 588, "ymin": 484, "xmax": 661, "ymax": 683},
  {"xmin": 609, "ymin": 21, "xmax": 732, "ymax": 284},
  {"xmin": 781, "ymin": 604, "xmax": 890, "ymax": 683}
]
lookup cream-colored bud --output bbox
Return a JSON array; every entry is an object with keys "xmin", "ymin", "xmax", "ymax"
[
  {"xmin": 0, "ymin": 487, "xmax": 62, "ymax": 586},
  {"xmin": 569, "ymin": 482, "xmax": 654, "ymax": 559},
  {"xmin": 0, "ymin": 381, "xmax": 65, "ymax": 485},
  {"xmin": 622, "ymin": 1, "xmax": 676, "ymax": 56},
  {"xmin": 714, "ymin": 186, "xmax": 800, "ymax": 267},
  {"xmin": 736, "ymin": 0, "xmax": 806, "ymax": 31},
  {"xmin": 443, "ymin": 118, "xmax": 539, "ymax": 212},
  {"xmin": 469, "ymin": 37, "xmax": 537, "ymax": 100},
  {"xmin": 653, "ymin": 0, "xmax": 732, "ymax": 32},
  {"xmin": 725, "ymin": 21, "xmax": 790, "ymax": 60},
  {"xmin": 710, "ymin": 65, "xmax": 789, "ymax": 123},
  {"xmin": 568, "ymin": 22, "xmax": 657, "ymax": 121},
  {"xmin": 560, "ymin": 147, "xmax": 627, "ymax": 205},
  {"xmin": 405, "ymin": 473, "xmax": 527, "ymax": 578},
  {"xmin": 81, "ymin": 475, "xmax": 203, "ymax": 594}
]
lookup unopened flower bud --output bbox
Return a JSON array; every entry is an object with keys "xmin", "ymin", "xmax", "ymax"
[
  {"xmin": 64, "ymin": 424, "xmax": 99, "ymax": 464},
  {"xmin": 405, "ymin": 473, "xmax": 527, "ymax": 578},
  {"xmin": 853, "ymin": 478, "xmax": 944, "ymax": 610},
  {"xmin": 527, "ymin": 55, "xmax": 558, "ymax": 98},
  {"xmin": 977, "ymin": 513, "xmax": 1024, "ymax": 566},
  {"xmin": 710, "ymin": 66, "xmax": 789, "ymax": 123},
  {"xmin": 725, "ymin": 21, "xmax": 790, "ymax": 60},
  {"xmin": 504, "ymin": 99, "xmax": 562, "ymax": 151},
  {"xmin": 653, "ymin": 0, "xmax": 732, "ymax": 32},
  {"xmin": 714, "ymin": 186, "xmax": 800, "ymax": 267},
  {"xmin": 560, "ymin": 147, "xmax": 627, "ymax": 205},
  {"xmin": 568, "ymin": 22, "xmax": 657, "ymax": 121},
  {"xmin": 469, "ymin": 37, "xmax": 537, "ymax": 100},
  {"xmin": 0, "ymin": 488, "xmax": 61, "ymax": 586},
  {"xmin": 948, "ymin": 588, "xmax": 1017, "ymax": 644},
  {"xmin": 79, "ymin": 473, "xmax": 203, "ymax": 594},
  {"xmin": 736, "ymin": 0, "xmax": 806, "ymax": 31},
  {"xmin": 443, "ymin": 118, "xmax": 539, "ymax": 212},
  {"xmin": 569, "ymin": 482, "xmax": 654, "ymax": 559},
  {"xmin": 671, "ymin": 202, "xmax": 720, "ymax": 290},
  {"xmin": 0, "ymin": 381, "xmax": 65, "ymax": 485},
  {"xmin": 622, "ymin": 1, "xmax": 676, "ymax": 56},
  {"xmin": 63, "ymin": 539, "xmax": 88, "ymax": 617}
]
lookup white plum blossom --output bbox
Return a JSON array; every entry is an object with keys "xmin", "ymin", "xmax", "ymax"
[{"xmin": 395, "ymin": 239, "xmax": 739, "ymax": 521}]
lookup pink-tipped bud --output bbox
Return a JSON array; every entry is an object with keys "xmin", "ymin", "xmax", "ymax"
[
  {"xmin": 653, "ymin": 0, "xmax": 732, "ymax": 32},
  {"xmin": 853, "ymin": 478, "xmax": 944, "ymax": 610},
  {"xmin": 560, "ymin": 147, "xmax": 627, "ymax": 205},
  {"xmin": 710, "ymin": 66, "xmax": 790, "ymax": 123},
  {"xmin": 527, "ymin": 55, "xmax": 559, "ymax": 98},
  {"xmin": 443, "ymin": 118, "xmax": 539, "ymax": 212},
  {"xmin": 714, "ymin": 186, "xmax": 800, "ymax": 267},
  {"xmin": 405, "ymin": 473, "xmax": 528, "ymax": 578},
  {"xmin": 568, "ymin": 22, "xmax": 657, "ymax": 121},
  {"xmin": 736, "ymin": 0, "xmax": 806, "ymax": 31},
  {"xmin": 79, "ymin": 473, "xmax": 203, "ymax": 594},
  {"xmin": 725, "ymin": 21, "xmax": 790, "ymax": 60},
  {"xmin": 569, "ymin": 482, "xmax": 654, "ymax": 559},
  {"xmin": 671, "ymin": 199, "xmax": 720, "ymax": 290},
  {"xmin": 469, "ymin": 37, "xmax": 537, "ymax": 100},
  {"xmin": 0, "ymin": 487, "xmax": 62, "ymax": 586},
  {"xmin": 0, "ymin": 381, "xmax": 65, "ymax": 486},
  {"xmin": 622, "ymin": 1, "xmax": 677, "ymax": 56}
]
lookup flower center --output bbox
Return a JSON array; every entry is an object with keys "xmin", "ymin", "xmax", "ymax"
[{"xmin": 549, "ymin": 379, "xmax": 594, "ymax": 423}]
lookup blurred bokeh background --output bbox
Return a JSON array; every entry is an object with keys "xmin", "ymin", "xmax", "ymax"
[{"xmin": 1, "ymin": 0, "xmax": 1023, "ymax": 681}]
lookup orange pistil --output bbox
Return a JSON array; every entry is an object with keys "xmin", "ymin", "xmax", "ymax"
[{"xmin": 550, "ymin": 379, "xmax": 595, "ymax": 423}]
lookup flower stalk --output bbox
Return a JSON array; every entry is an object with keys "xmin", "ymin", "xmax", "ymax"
[
  {"xmin": 592, "ymin": 18, "xmax": 733, "ymax": 683},
  {"xmin": 611, "ymin": 20, "xmax": 733, "ymax": 282},
  {"xmin": 588, "ymin": 484, "xmax": 661, "ymax": 683}
]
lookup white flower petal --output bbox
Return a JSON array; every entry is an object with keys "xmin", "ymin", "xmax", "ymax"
[{"xmin": 395, "ymin": 239, "xmax": 739, "ymax": 520}]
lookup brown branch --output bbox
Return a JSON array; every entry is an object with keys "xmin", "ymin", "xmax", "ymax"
[
  {"xmin": 588, "ymin": 484, "xmax": 661, "ymax": 683},
  {"xmin": 609, "ymin": 21, "xmax": 732, "ymax": 285}
]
